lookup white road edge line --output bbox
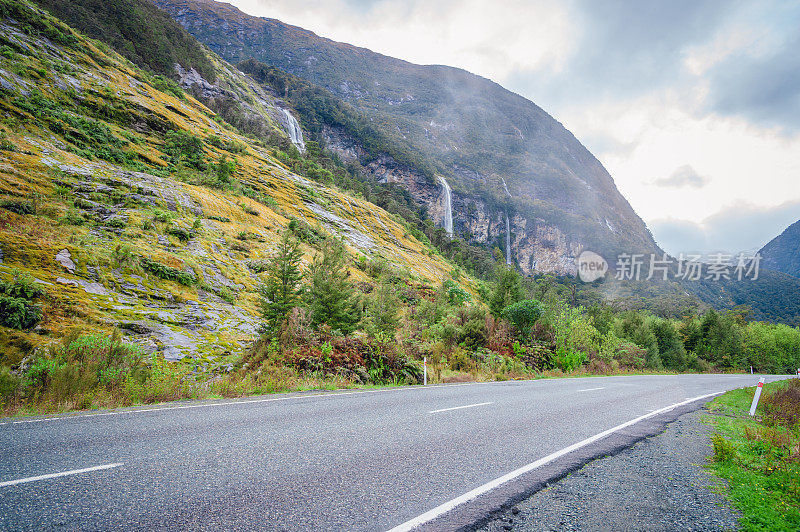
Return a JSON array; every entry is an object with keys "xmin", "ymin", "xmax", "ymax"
[
  {"xmin": 0, "ymin": 382, "xmax": 482, "ymax": 426},
  {"xmin": 576, "ymin": 387, "xmax": 605, "ymax": 392},
  {"xmin": 428, "ymin": 402, "xmax": 493, "ymax": 414},
  {"xmin": 386, "ymin": 391, "xmax": 724, "ymax": 532},
  {"xmin": 0, "ymin": 463, "xmax": 123, "ymax": 488},
  {"xmin": 0, "ymin": 375, "xmax": 762, "ymax": 427}
]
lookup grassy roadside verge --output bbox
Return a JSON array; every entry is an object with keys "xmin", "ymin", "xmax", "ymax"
[
  {"xmin": 706, "ymin": 379, "xmax": 800, "ymax": 530},
  {"xmin": 0, "ymin": 328, "xmax": 746, "ymax": 419}
]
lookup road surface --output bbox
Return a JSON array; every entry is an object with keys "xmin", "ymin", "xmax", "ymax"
[{"xmin": 0, "ymin": 374, "xmax": 790, "ymax": 530}]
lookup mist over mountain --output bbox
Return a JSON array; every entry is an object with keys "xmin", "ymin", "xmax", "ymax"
[{"xmin": 154, "ymin": 0, "xmax": 660, "ymax": 276}]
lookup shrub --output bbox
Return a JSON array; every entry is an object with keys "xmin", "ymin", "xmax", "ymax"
[
  {"xmin": 743, "ymin": 321, "xmax": 800, "ymax": 374},
  {"xmin": 0, "ymin": 294, "xmax": 42, "ymax": 329},
  {"xmin": 442, "ymin": 279, "xmax": 470, "ymax": 305},
  {"xmin": 247, "ymin": 260, "xmax": 269, "ymax": 273},
  {"xmin": 111, "ymin": 244, "xmax": 137, "ymax": 269},
  {"xmin": 240, "ymin": 203, "xmax": 259, "ymax": 216},
  {"xmin": 697, "ymin": 309, "xmax": 743, "ymax": 368},
  {"xmin": 214, "ymin": 155, "xmax": 236, "ymax": 185},
  {"xmin": 0, "ymin": 131, "xmax": 15, "ymax": 151},
  {"xmin": 456, "ymin": 305, "xmax": 489, "ymax": 348},
  {"xmin": 152, "ymin": 210, "xmax": 173, "ymax": 223},
  {"xmin": 21, "ymin": 330, "xmax": 146, "ymax": 407},
  {"xmin": 711, "ymin": 433, "xmax": 736, "ymax": 463},
  {"xmin": 164, "ymin": 131, "xmax": 205, "ymax": 170},
  {"xmin": 553, "ymin": 346, "xmax": 586, "ymax": 373},
  {"xmin": 59, "ymin": 209, "xmax": 85, "ymax": 226},
  {"xmin": 613, "ymin": 341, "xmax": 647, "ymax": 369},
  {"xmin": 201, "ymin": 283, "xmax": 237, "ymax": 304},
  {"xmin": 207, "ymin": 215, "xmax": 231, "ymax": 223},
  {"xmin": 502, "ymin": 299, "xmax": 542, "ymax": 338},
  {"xmin": 489, "ymin": 264, "xmax": 522, "ymax": 317},
  {"xmin": 0, "ymin": 270, "xmax": 43, "ymax": 300},
  {"xmin": 614, "ymin": 312, "xmax": 661, "ymax": 368},
  {"xmin": 151, "ymin": 75, "xmax": 185, "ymax": 100},
  {"xmin": 288, "ymin": 217, "xmax": 325, "ymax": 244},
  {"xmin": 541, "ymin": 300, "xmax": 599, "ymax": 369},
  {"xmin": 0, "ymin": 199, "xmax": 34, "ymax": 215},
  {"xmin": 104, "ymin": 217, "xmax": 126, "ymax": 229},
  {"xmin": 365, "ymin": 274, "xmax": 400, "ymax": 336},
  {"xmin": 166, "ymin": 225, "xmax": 191, "ymax": 242},
  {"xmin": 140, "ymin": 257, "xmax": 196, "ymax": 286}
]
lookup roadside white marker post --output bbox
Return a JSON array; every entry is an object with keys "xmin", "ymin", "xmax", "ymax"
[
  {"xmin": 750, "ymin": 366, "xmax": 753, "ymax": 374},
  {"xmin": 749, "ymin": 377, "xmax": 765, "ymax": 416},
  {"xmin": 423, "ymin": 357, "xmax": 427, "ymax": 386}
]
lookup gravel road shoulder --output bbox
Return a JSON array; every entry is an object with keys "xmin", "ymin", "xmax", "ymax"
[{"xmin": 479, "ymin": 409, "xmax": 740, "ymax": 531}]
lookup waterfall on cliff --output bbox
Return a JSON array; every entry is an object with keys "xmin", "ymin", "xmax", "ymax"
[
  {"xmin": 281, "ymin": 108, "xmax": 305, "ymax": 152},
  {"xmin": 505, "ymin": 212, "xmax": 512, "ymax": 265},
  {"xmin": 500, "ymin": 176, "xmax": 512, "ymax": 198},
  {"xmin": 437, "ymin": 175, "xmax": 453, "ymax": 236}
]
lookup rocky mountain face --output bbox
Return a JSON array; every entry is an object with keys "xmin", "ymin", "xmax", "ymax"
[
  {"xmin": 153, "ymin": 0, "xmax": 661, "ymax": 275},
  {"xmin": 0, "ymin": 1, "xmax": 459, "ymax": 361},
  {"xmin": 759, "ymin": 220, "xmax": 800, "ymax": 278}
]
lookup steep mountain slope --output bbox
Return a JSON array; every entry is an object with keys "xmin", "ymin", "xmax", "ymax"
[
  {"xmin": 0, "ymin": 0, "xmax": 463, "ymax": 362},
  {"xmin": 32, "ymin": 0, "xmax": 216, "ymax": 81},
  {"xmin": 154, "ymin": 0, "xmax": 661, "ymax": 275},
  {"xmin": 759, "ymin": 219, "xmax": 800, "ymax": 278},
  {"xmin": 31, "ymin": 0, "xmax": 309, "ymax": 150}
]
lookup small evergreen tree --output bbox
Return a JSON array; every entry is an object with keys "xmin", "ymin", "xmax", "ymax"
[
  {"xmin": 258, "ymin": 232, "xmax": 304, "ymax": 334},
  {"xmin": 215, "ymin": 154, "xmax": 236, "ymax": 185},
  {"xmin": 305, "ymin": 238, "xmax": 362, "ymax": 334}
]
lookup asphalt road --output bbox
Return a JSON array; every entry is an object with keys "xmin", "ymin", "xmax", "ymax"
[{"xmin": 0, "ymin": 374, "xmax": 791, "ymax": 531}]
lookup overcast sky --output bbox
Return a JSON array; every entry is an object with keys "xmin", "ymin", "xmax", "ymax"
[{"xmin": 228, "ymin": 0, "xmax": 800, "ymax": 255}]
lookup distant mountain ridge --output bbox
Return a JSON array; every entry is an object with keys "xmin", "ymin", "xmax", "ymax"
[
  {"xmin": 759, "ymin": 219, "xmax": 800, "ymax": 279},
  {"xmin": 153, "ymin": 0, "xmax": 661, "ymax": 276}
]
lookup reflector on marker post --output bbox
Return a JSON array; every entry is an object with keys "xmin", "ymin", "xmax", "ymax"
[{"xmin": 749, "ymin": 377, "xmax": 765, "ymax": 416}]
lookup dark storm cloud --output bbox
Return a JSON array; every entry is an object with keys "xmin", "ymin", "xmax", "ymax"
[
  {"xmin": 654, "ymin": 165, "xmax": 710, "ymax": 188},
  {"xmin": 651, "ymin": 200, "xmax": 800, "ymax": 255}
]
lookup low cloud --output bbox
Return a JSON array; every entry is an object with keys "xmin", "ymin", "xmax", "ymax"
[
  {"xmin": 650, "ymin": 200, "xmax": 800, "ymax": 256},
  {"xmin": 653, "ymin": 164, "xmax": 710, "ymax": 188}
]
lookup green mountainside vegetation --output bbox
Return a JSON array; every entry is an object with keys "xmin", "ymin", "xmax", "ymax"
[
  {"xmin": 0, "ymin": 0, "xmax": 798, "ymax": 418},
  {"xmin": 32, "ymin": 0, "xmax": 216, "ymax": 81}
]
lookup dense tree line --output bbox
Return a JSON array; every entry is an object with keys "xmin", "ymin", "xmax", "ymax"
[{"xmin": 253, "ymin": 233, "xmax": 800, "ymax": 379}]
